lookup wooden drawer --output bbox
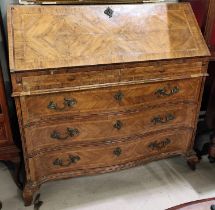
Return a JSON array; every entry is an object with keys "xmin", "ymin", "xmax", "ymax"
[
  {"xmin": 21, "ymin": 78, "xmax": 201, "ymax": 122},
  {"xmin": 16, "ymin": 60, "xmax": 203, "ymax": 94},
  {"xmin": 29, "ymin": 129, "xmax": 192, "ymax": 182},
  {"xmin": 25, "ymin": 103, "xmax": 197, "ymax": 155}
]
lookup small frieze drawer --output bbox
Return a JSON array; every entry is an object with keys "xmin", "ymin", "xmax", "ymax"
[{"xmin": 14, "ymin": 61, "xmax": 203, "ymax": 95}]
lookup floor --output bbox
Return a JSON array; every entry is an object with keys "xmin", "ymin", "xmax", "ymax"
[{"xmin": 0, "ymin": 156, "xmax": 215, "ymax": 210}]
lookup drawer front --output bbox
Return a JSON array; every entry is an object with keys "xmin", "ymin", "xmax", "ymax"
[
  {"xmin": 29, "ymin": 129, "xmax": 192, "ymax": 181},
  {"xmin": 25, "ymin": 103, "xmax": 197, "ymax": 155},
  {"xmin": 18, "ymin": 61, "xmax": 203, "ymax": 94},
  {"xmin": 21, "ymin": 78, "xmax": 201, "ymax": 122}
]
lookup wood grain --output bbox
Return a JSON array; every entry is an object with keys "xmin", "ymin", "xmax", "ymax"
[
  {"xmin": 7, "ymin": 3, "xmax": 210, "ymax": 206},
  {"xmin": 28, "ymin": 128, "xmax": 192, "ymax": 182},
  {"xmin": 10, "ymin": 59, "xmax": 204, "ymax": 96},
  {"xmin": 20, "ymin": 78, "xmax": 201, "ymax": 123},
  {"xmin": 7, "ymin": 3, "xmax": 210, "ymax": 71},
  {"xmin": 24, "ymin": 103, "xmax": 197, "ymax": 155}
]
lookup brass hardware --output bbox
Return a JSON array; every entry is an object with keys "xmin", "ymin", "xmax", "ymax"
[
  {"xmin": 53, "ymin": 155, "xmax": 80, "ymax": 167},
  {"xmin": 104, "ymin": 7, "xmax": 113, "ymax": 18},
  {"xmin": 113, "ymin": 120, "xmax": 123, "ymax": 130},
  {"xmin": 113, "ymin": 147, "xmax": 122, "ymax": 157},
  {"xmin": 155, "ymin": 86, "xmax": 179, "ymax": 97},
  {"xmin": 47, "ymin": 98, "xmax": 77, "ymax": 111},
  {"xmin": 151, "ymin": 113, "xmax": 175, "ymax": 125},
  {"xmin": 51, "ymin": 128, "xmax": 79, "ymax": 140},
  {"xmin": 114, "ymin": 91, "xmax": 124, "ymax": 101},
  {"xmin": 148, "ymin": 138, "xmax": 171, "ymax": 151}
]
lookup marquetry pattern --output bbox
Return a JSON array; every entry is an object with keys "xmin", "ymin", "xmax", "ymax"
[
  {"xmin": 20, "ymin": 78, "xmax": 201, "ymax": 123},
  {"xmin": 31, "ymin": 129, "xmax": 191, "ymax": 180},
  {"xmin": 8, "ymin": 3, "xmax": 209, "ymax": 71},
  {"xmin": 23, "ymin": 103, "xmax": 196, "ymax": 155},
  {"xmin": 7, "ymin": 3, "xmax": 210, "ymax": 206}
]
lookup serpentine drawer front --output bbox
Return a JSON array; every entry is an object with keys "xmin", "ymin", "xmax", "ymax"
[
  {"xmin": 24, "ymin": 103, "xmax": 196, "ymax": 155},
  {"xmin": 7, "ymin": 3, "xmax": 210, "ymax": 206},
  {"xmin": 28, "ymin": 129, "xmax": 192, "ymax": 182},
  {"xmin": 21, "ymin": 78, "xmax": 201, "ymax": 122}
]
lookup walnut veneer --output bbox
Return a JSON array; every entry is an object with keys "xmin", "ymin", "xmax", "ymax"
[{"xmin": 7, "ymin": 3, "xmax": 210, "ymax": 206}]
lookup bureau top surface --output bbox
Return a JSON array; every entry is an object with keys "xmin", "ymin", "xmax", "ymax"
[{"xmin": 8, "ymin": 3, "xmax": 210, "ymax": 71}]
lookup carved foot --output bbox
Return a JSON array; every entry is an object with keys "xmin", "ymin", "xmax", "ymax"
[
  {"xmin": 186, "ymin": 150, "xmax": 199, "ymax": 171},
  {"xmin": 23, "ymin": 183, "xmax": 39, "ymax": 206},
  {"xmin": 0, "ymin": 201, "xmax": 2, "ymax": 210}
]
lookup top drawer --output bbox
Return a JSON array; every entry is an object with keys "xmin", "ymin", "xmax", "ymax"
[
  {"xmin": 20, "ymin": 77, "xmax": 201, "ymax": 123},
  {"xmin": 13, "ymin": 61, "xmax": 203, "ymax": 95}
]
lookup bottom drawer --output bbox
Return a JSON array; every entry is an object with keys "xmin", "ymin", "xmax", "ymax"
[{"xmin": 29, "ymin": 129, "xmax": 192, "ymax": 181}]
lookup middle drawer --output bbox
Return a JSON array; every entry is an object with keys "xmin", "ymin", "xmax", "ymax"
[{"xmin": 24, "ymin": 103, "xmax": 197, "ymax": 155}]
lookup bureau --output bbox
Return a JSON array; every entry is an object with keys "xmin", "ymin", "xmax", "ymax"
[{"xmin": 7, "ymin": 3, "xmax": 210, "ymax": 206}]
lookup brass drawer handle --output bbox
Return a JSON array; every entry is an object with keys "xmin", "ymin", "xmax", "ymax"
[
  {"xmin": 104, "ymin": 7, "xmax": 113, "ymax": 18},
  {"xmin": 114, "ymin": 91, "xmax": 124, "ymax": 101},
  {"xmin": 155, "ymin": 86, "xmax": 179, "ymax": 97},
  {"xmin": 148, "ymin": 138, "xmax": 171, "ymax": 151},
  {"xmin": 53, "ymin": 155, "xmax": 80, "ymax": 167},
  {"xmin": 113, "ymin": 147, "xmax": 122, "ymax": 157},
  {"xmin": 113, "ymin": 120, "xmax": 123, "ymax": 130},
  {"xmin": 48, "ymin": 98, "xmax": 77, "ymax": 111},
  {"xmin": 151, "ymin": 113, "xmax": 175, "ymax": 125},
  {"xmin": 51, "ymin": 128, "xmax": 79, "ymax": 140}
]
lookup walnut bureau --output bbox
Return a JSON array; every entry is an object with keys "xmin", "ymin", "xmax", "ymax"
[{"xmin": 7, "ymin": 3, "xmax": 210, "ymax": 206}]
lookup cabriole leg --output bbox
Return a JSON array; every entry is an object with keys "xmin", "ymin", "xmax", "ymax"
[{"xmin": 23, "ymin": 183, "xmax": 39, "ymax": 206}]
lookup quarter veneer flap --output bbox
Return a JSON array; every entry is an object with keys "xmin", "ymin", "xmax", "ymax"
[{"xmin": 8, "ymin": 3, "xmax": 210, "ymax": 71}]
